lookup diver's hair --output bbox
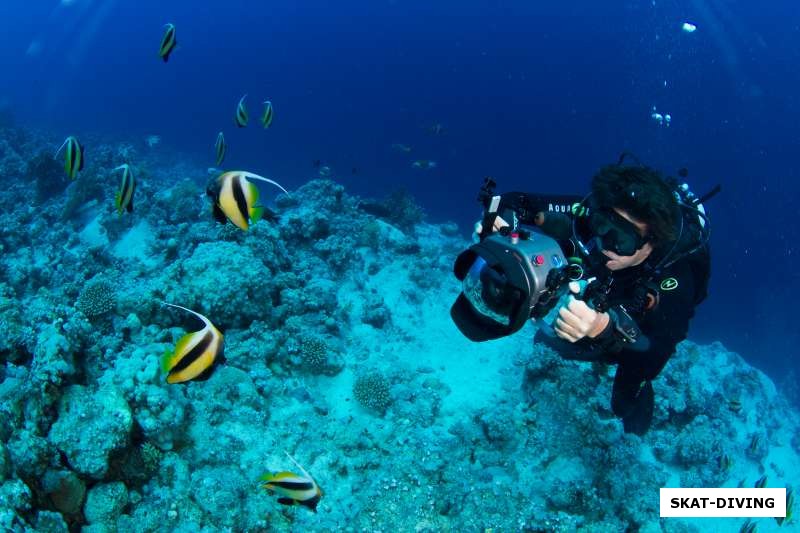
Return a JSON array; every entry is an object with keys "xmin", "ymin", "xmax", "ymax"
[{"xmin": 591, "ymin": 164, "xmax": 678, "ymax": 244}]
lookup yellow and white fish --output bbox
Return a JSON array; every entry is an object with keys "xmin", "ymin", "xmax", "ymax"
[
  {"xmin": 261, "ymin": 100, "xmax": 274, "ymax": 128},
  {"xmin": 206, "ymin": 170, "xmax": 289, "ymax": 231},
  {"xmin": 54, "ymin": 136, "xmax": 84, "ymax": 179},
  {"xmin": 215, "ymin": 131, "xmax": 226, "ymax": 166},
  {"xmin": 260, "ymin": 451, "xmax": 323, "ymax": 512},
  {"xmin": 411, "ymin": 159, "xmax": 437, "ymax": 170},
  {"xmin": 235, "ymin": 95, "xmax": 248, "ymax": 128},
  {"xmin": 113, "ymin": 163, "xmax": 135, "ymax": 214},
  {"xmin": 160, "ymin": 303, "xmax": 224, "ymax": 384},
  {"xmin": 426, "ymin": 122, "xmax": 444, "ymax": 136},
  {"xmin": 391, "ymin": 143, "xmax": 412, "ymax": 153},
  {"xmin": 159, "ymin": 23, "xmax": 177, "ymax": 62}
]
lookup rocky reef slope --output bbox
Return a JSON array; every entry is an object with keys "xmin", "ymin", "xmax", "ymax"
[{"xmin": 0, "ymin": 127, "xmax": 796, "ymax": 532}]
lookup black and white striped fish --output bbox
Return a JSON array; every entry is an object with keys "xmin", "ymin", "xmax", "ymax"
[
  {"xmin": 206, "ymin": 170, "xmax": 289, "ymax": 231},
  {"xmin": 159, "ymin": 23, "xmax": 177, "ymax": 62},
  {"xmin": 113, "ymin": 164, "xmax": 135, "ymax": 214},
  {"xmin": 261, "ymin": 100, "xmax": 274, "ymax": 128},
  {"xmin": 260, "ymin": 452, "xmax": 323, "ymax": 512},
  {"xmin": 160, "ymin": 303, "xmax": 224, "ymax": 384},
  {"xmin": 54, "ymin": 136, "xmax": 84, "ymax": 179},
  {"xmin": 235, "ymin": 95, "xmax": 248, "ymax": 127},
  {"xmin": 215, "ymin": 131, "xmax": 226, "ymax": 166}
]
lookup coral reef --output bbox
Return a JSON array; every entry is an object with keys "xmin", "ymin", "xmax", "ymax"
[
  {"xmin": 164, "ymin": 240, "xmax": 277, "ymax": 328},
  {"xmin": 360, "ymin": 289, "xmax": 391, "ymax": 328},
  {"xmin": 83, "ymin": 482, "xmax": 128, "ymax": 526},
  {"xmin": 27, "ymin": 149, "xmax": 68, "ymax": 203},
  {"xmin": 358, "ymin": 187, "xmax": 426, "ymax": 233},
  {"xmin": 0, "ymin": 129, "xmax": 797, "ymax": 532},
  {"xmin": 42, "ymin": 469, "xmax": 85, "ymax": 516},
  {"xmin": 48, "ymin": 385, "xmax": 133, "ymax": 479}
]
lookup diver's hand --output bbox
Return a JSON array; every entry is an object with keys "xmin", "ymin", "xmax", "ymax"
[
  {"xmin": 473, "ymin": 216, "xmax": 510, "ymax": 237},
  {"xmin": 554, "ymin": 282, "xmax": 610, "ymax": 343}
]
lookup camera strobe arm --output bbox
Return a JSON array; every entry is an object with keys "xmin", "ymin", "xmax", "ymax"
[
  {"xmin": 476, "ymin": 178, "xmax": 585, "ymax": 242},
  {"xmin": 493, "ymin": 192, "xmax": 585, "ymax": 227}
]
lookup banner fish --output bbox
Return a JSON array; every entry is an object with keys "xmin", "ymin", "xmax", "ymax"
[
  {"xmin": 411, "ymin": 159, "xmax": 437, "ymax": 169},
  {"xmin": 235, "ymin": 95, "xmax": 248, "ymax": 128},
  {"xmin": 739, "ymin": 519, "xmax": 756, "ymax": 533},
  {"xmin": 261, "ymin": 100, "xmax": 274, "ymax": 128},
  {"xmin": 776, "ymin": 487, "xmax": 794, "ymax": 526},
  {"xmin": 160, "ymin": 303, "xmax": 224, "ymax": 384},
  {"xmin": 54, "ymin": 136, "xmax": 84, "ymax": 179},
  {"xmin": 391, "ymin": 143, "xmax": 412, "ymax": 153},
  {"xmin": 206, "ymin": 170, "xmax": 289, "ymax": 231},
  {"xmin": 159, "ymin": 23, "xmax": 177, "ymax": 62},
  {"xmin": 260, "ymin": 451, "xmax": 323, "ymax": 512},
  {"xmin": 113, "ymin": 163, "xmax": 135, "ymax": 214},
  {"xmin": 426, "ymin": 122, "xmax": 445, "ymax": 136},
  {"xmin": 215, "ymin": 131, "xmax": 226, "ymax": 166}
]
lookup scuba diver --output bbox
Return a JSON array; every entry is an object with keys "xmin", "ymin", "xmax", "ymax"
[{"xmin": 450, "ymin": 155, "xmax": 717, "ymax": 435}]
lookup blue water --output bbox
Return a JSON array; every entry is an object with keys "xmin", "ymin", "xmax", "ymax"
[{"xmin": 1, "ymin": 0, "xmax": 798, "ymax": 385}]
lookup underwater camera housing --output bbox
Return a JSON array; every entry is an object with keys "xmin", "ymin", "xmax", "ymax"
[{"xmin": 451, "ymin": 230, "xmax": 572, "ymax": 342}]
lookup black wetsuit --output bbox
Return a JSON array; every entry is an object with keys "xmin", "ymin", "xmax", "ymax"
[
  {"xmin": 496, "ymin": 192, "xmax": 710, "ymax": 435},
  {"xmin": 536, "ymin": 251, "xmax": 706, "ymax": 435}
]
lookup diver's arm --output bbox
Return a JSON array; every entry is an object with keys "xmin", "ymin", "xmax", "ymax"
[{"xmin": 589, "ymin": 260, "xmax": 697, "ymax": 380}]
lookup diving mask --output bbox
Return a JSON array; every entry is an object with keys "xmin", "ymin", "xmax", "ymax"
[{"xmin": 588, "ymin": 208, "xmax": 649, "ymax": 256}]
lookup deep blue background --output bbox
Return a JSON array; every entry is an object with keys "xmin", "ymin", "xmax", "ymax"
[{"xmin": 1, "ymin": 0, "xmax": 798, "ymax": 385}]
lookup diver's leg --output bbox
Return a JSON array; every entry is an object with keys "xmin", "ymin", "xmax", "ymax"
[{"xmin": 611, "ymin": 365, "xmax": 655, "ymax": 435}]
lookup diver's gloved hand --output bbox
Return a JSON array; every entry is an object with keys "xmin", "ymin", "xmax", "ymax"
[
  {"xmin": 553, "ymin": 282, "xmax": 610, "ymax": 343},
  {"xmin": 472, "ymin": 216, "xmax": 510, "ymax": 242}
]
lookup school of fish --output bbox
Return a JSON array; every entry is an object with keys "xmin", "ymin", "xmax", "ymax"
[{"xmin": 51, "ymin": 22, "xmax": 319, "ymax": 514}]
